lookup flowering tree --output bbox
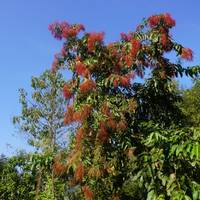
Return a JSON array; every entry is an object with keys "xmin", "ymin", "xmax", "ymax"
[{"xmin": 49, "ymin": 14, "xmax": 200, "ymax": 200}]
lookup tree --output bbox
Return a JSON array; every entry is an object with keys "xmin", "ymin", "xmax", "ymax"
[
  {"xmin": 47, "ymin": 13, "xmax": 200, "ymax": 199},
  {"xmin": 13, "ymin": 70, "xmax": 70, "ymax": 199},
  {"xmin": 178, "ymin": 79, "xmax": 200, "ymax": 127},
  {"xmin": 13, "ymin": 70, "xmax": 67, "ymax": 152}
]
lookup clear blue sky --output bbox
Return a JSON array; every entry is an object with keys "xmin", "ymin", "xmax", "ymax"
[{"xmin": 0, "ymin": 0, "xmax": 200, "ymax": 156}]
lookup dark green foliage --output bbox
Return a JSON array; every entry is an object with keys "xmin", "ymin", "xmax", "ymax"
[{"xmin": 179, "ymin": 79, "xmax": 200, "ymax": 127}]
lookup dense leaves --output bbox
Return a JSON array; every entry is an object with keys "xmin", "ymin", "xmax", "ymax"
[
  {"xmin": 47, "ymin": 13, "xmax": 200, "ymax": 199},
  {"xmin": 1, "ymin": 13, "xmax": 200, "ymax": 200}
]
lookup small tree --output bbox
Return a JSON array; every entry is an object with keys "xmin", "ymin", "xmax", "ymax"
[
  {"xmin": 13, "ymin": 70, "xmax": 67, "ymax": 152},
  {"xmin": 13, "ymin": 70, "xmax": 69, "ymax": 199},
  {"xmin": 47, "ymin": 13, "xmax": 200, "ymax": 199}
]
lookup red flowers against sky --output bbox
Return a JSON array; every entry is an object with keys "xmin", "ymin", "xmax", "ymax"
[
  {"xmin": 148, "ymin": 13, "xmax": 176, "ymax": 28},
  {"xmin": 181, "ymin": 48, "xmax": 193, "ymax": 61},
  {"xmin": 130, "ymin": 39, "xmax": 141, "ymax": 58},
  {"xmin": 87, "ymin": 32, "xmax": 104, "ymax": 52},
  {"xmin": 48, "ymin": 21, "xmax": 85, "ymax": 40}
]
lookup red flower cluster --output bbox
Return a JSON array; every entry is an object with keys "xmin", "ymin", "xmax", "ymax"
[
  {"xmin": 73, "ymin": 104, "xmax": 92, "ymax": 122},
  {"xmin": 112, "ymin": 75, "xmax": 131, "ymax": 88},
  {"xmin": 64, "ymin": 105, "xmax": 92, "ymax": 125},
  {"xmin": 98, "ymin": 121, "xmax": 109, "ymax": 143},
  {"xmin": 82, "ymin": 186, "xmax": 94, "ymax": 200},
  {"xmin": 163, "ymin": 13, "xmax": 176, "ymax": 27},
  {"xmin": 63, "ymin": 24, "xmax": 85, "ymax": 38},
  {"xmin": 63, "ymin": 84, "xmax": 72, "ymax": 99},
  {"xmin": 64, "ymin": 105, "xmax": 74, "ymax": 125},
  {"xmin": 160, "ymin": 33, "xmax": 167, "ymax": 47},
  {"xmin": 79, "ymin": 79, "xmax": 96, "ymax": 93},
  {"xmin": 48, "ymin": 21, "xmax": 65, "ymax": 40},
  {"xmin": 75, "ymin": 127, "xmax": 85, "ymax": 150},
  {"xmin": 75, "ymin": 62, "xmax": 90, "ymax": 77},
  {"xmin": 148, "ymin": 13, "xmax": 175, "ymax": 28},
  {"xmin": 131, "ymin": 39, "xmax": 141, "ymax": 58},
  {"xmin": 75, "ymin": 163, "xmax": 84, "ymax": 182},
  {"xmin": 181, "ymin": 48, "xmax": 193, "ymax": 61},
  {"xmin": 124, "ymin": 54, "xmax": 133, "ymax": 66},
  {"xmin": 120, "ymin": 75, "xmax": 131, "ymax": 86},
  {"xmin": 107, "ymin": 118, "xmax": 117, "ymax": 129},
  {"xmin": 120, "ymin": 32, "xmax": 132, "ymax": 41},
  {"xmin": 49, "ymin": 21, "xmax": 85, "ymax": 40},
  {"xmin": 53, "ymin": 160, "xmax": 66, "ymax": 175},
  {"xmin": 113, "ymin": 79, "xmax": 119, "ymax": 88},
  {"xmin": 87, "ymin": 32, "xmax": 104, "ymax": 52}
]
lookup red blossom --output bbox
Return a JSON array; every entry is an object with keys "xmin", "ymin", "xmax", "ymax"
[
  {"xmin": 73, "ymin": 105, "xmax": 92, "ymax": 122},
  {"xmin": 75, "ymin": 127, "xmax": 85, "ymax": 150},
  {"xmin": 75, "ymin": 62, "xmax": 90, "ymax": 77},
  {"xmin": 79, "ymin": 79, "xmax": 96, "ymax": 93},
  {"xmin": 113, "ymin": 79, "xmax": 119, "ymax": 88},
  {"xmin": 120, "ymin": 76, "xmax": 131, "ymax": 87},
  {"xmin": 98, "ymin": 121, "xmax": 109, "ymax": 142},
  {"xmin": 160, "ymin": 33, "xmax": 167, "ymax": 47},
  {"xmin": 120, "ymin": 32, "xmax": 132, "ymax": 41},
  {"xmin": 163, "ymin": 13, "xmax": 176, "ymax": 27},
  {"xmin": 75, "ymin": 163, "xmax": 84, "ymax": 182},
  {"xmin": 62, "ymin": 23, "xmax": 85, "ymax": 38},
  {"xmin": 87, "ymin": 32, "xmax": 104, "ymax": 52},
  {"xmin": 181, "ymin": 48, "xmax": 193, "ymax": 61},
  {"xmin": 107, "ymin": 118, "xmax": 117, "ymax": 129},
  {"xmin": 148, "ymin": 15, "xmax": 161, "ymax": 27},
  {"xmin": 63, "ymin": 84, "xmax": 72, "ymax": 99},
  {"xmin": 48, "ymin": 21, "xmax": 66, "ymax": 40},
  {"xmin": 130, "ymin": 39, "xmax": 141, "ymax": 58},
  {"xmin": 53, "ymin": 161, "xmax": 66, "ymax": 175},
  {"xmin": 124, "ymin": 54, "xmax": 133, "ymax": 66},
  {"xmin": 49, "ymin": 21, "xmax": 84, "ymax": 39},
  {"xmin": 148, "ymin": 13, "xmax": 175, "ymax": 28},
  {"xmin": 82, "ymin": 186, "xmax": 94, "ymax": 200},
  {"xmin": 64, "ymin": 105, "xmax": 74, "ymax": 125}
]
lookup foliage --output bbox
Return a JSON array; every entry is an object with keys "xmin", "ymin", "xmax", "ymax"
[
  {"xmin": 0, "ymin": 152, "xmax": 36, "ymax": 200},
  {"xmin": 178, "ymin": 79, "xmax": 200, "ymax": 127},
  {"xmin": 13, "ymin": 70, "xmax": 67, "ymax": 152},
  {"xmin": 10, "ymin": 70, "xmax": 70, "ymax": 199},
  {"xmin": 48, "ymin": 13, "xmax": 200, "ymax": 200}
]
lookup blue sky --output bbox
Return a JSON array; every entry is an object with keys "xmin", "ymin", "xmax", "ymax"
[{"xmin": 0, "ymin": 0, "xmax": 200, "ymax": 156}]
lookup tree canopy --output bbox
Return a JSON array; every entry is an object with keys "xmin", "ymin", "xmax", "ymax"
[
  {"xmin": 47, "ymin": 13, "xmax": 200, "ymax": 199},
  {"xmin": 1, "ymin": 13, "xmax": 200, "ymax": 200}
]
